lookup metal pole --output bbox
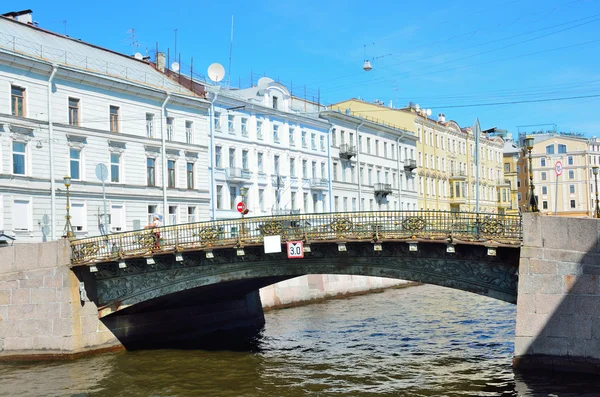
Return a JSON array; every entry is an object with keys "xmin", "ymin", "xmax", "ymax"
[
  {"xmin": 528, "ymin": 149, "xmax": 538, "ymax": 212},
  {"xmin": 595, "ymin": 172, "xmax": 600, "ymax": 218},
  {"xmin": 474, "ymin": 118, "xmax": 480, "ymax": 213},
  {"xmin": 554, "ymin": 172, "xmax": 559, "ymax": 215},
  {"xmin": 102, "ymin": 179, "xmax": 108, "ymax": 234}
]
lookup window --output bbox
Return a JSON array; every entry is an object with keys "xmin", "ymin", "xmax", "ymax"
[
  {"xmin": 333, "ymin": 162, "xmax": 338, "ymax": 180},
  {"xmin": 367, "ymin": 138, "xmax": 371, "ymax": 154},
  {"xmin": 343, "ymin": 197, "xmax": 348, "ymax": 212},
  {"xmin": 570, "ymin": 199, "xmax": 576, "ymax": 209},
  {"xmin": 542, "ymin": 186, "xmax": 548, "ymax": 195},
  {"xmin": 166, "ymin": 117, "xmax": 174, "ymax": 140},
  {"xmin": 321, "ymin": 163, "xmax": 325, "ymax": 179},
  {"xmin": 110, "ymin": 153, "xmax": 120, "ymax": 182},
  {"xmin": 301, "ymin": 193, "xmax": 308, "ymax": 212},
  {"xmin": 241, "ymin": 118, "xmax": 248, "ymax": 136},
  {"xmin": 109, "ymin": 106, "xmax": 119, "ymax": 132},
  {"xmin": 568, "ymin": 156, "xmax": 573, "ymax": 165},
  {"xmin": 230, "ymin": 186, "xmax": 237, "ymax": 209},
  {"xmin": 320, "ymin": 136, "xmax": 325, "ymax": 151},
  {"xmin": 289, "ymin": 127, "xmax": 295, "ymax": 146},
  {"xmin": 518, "ymin": 193, "xmax": 522, "ymax": 201},
  {"xmin": 334, "ymin": 196, "xmax": 339, "ymax": 212},
  {"xmin": 375, "ymin": 140, "xmax": 380, "ymax": 156},
  {"xmin": 12, "ymin": 199, "xmax": 30, "ymax": 231},
  {"xmin": 540, "ymin": 158, "xmax": 546, "ymax": 167},
  {"xmin": 291, "ymin": 192, "xmax": 297, "ymax": 210},
  {"xmin": 168, "ymin": 160, "xmax": 176, "ymax": 188},
  {"xmin": 187, "ymin": 163, "xmax": 194, "ymax": 189},
  {"xmin": 71, "ymin": 202, "xmax": 86, "ymax": 232},
  {"xmin": 558, "ymin": 144, "xmax": 567, "ymax": 154},
  {"xmin": 541, "ymin": 172, "xmax": 547, "ymax": 181},
  {"xmin": 569, "ymin": 170, "xmax": 574, "ymax": 179},
  {"xmin": 228, "ymin": 115, "xmax": 234, "ymax": 132},
  {"xmin": 570, "ymin": 184, "xmax": 575, "ymax": 194},
  {"xmin": 313, "ymin": 193, "xmax": 319, "ymax": 212},
  {"xmin": 214, "ymin": 112, "xmax": 221, "ymax": 130},
  {"xmin": 274, "ymin": 155, "xmax": 280, "ymax": 174},
  {"xmin": 301, "ymin": 131, "xmax": 307, "ymax": 148},
  {"xmin": 110, "ymin": 204, "xmax": 124, "ymax": 232},
  {"xmin": 290, "ymin": 158, "xmax": 296, "ymax": 177},
  {"xmin": 168, "ymin": 206, "xmax": 178, "ymax": 225},
  {"xmin": 302, "ymin": 160, "xmax": 308, "ymax": 178},
  {"xmin": 216, "ymin": 185, "xmax": 223, "ymax": 209},
  {"xmin": 311, "ymin": 133, "xmax": 316, "ymax": 150},
  {"xmin": 545, "ymin": 144, "xmax": 554, "ymax": 155},
  {"xmin": 147, "ymin": 158, "xmax": 156, "ymax": 186},
  {"xmin": 543, "ymin": 201, "xmax": 548, "ymax": 210},
  {"xmin": 242, "ymin": 150, "xmax": 249, "ymax": 170},
  {"xmin": 185, "ymin": 120, "xmax": 193, "ymax": 144},
  {"xmin": 273, "ymin": 125, "xmax": 280, "ymax": 143},
  {"xmin": 384, "ymin": 142, "xmax": 387, "ymax": 157},
  {"xmin": 312, "ymin": 161, "xmax": 317, "ymax": 178},
  {"xmin": 229, "ymin": 148, "xmax": 235, "ymax": 168},
  {"xmin": 68, "ymin": 97, "xmax": 80, "ymax": 126},
  {"xmin": 257, "ymin": 120, "xmax": 263, "ymax": 139},
  {"xmin": 146, "ymin": 113, "xmax": 154, "ymax": 137},
  {"xmin": 188, "ymin": 206, "xmax": 196, "ymax": 223},
  {"xmin": 259, "ymin": 189, "xmax": 265, "ymax": 211},
  {"xmin": 272, "ymin": 96, "xmax": 278, "ymax": 109},
  {"xmin": 11, "ymin": 85, "xmax": 25, "ymax": 117},
  {"xmin": 70, "ymin": 148, "xmax": 81, "ymax": 180},
  {"xmin": 215, "ymin": 146, "xmax": 222, "ymax": 168},
  {"xmin": 12, "ymin": 142, "xmax": 26, "ymax": 175},
  {"xmin": 332, "ymin": 129, "xmax": 337, "ymax": 147},
  {"xmin": 257, "ymin": 152, "xmax": 264, "ymax": 173}
]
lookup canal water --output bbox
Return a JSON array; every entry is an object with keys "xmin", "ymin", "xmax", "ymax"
[{"xmin": 1, "ymin": 284, "xmax": 598, "ymax": 396}]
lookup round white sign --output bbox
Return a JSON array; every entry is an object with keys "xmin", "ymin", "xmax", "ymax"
[
  {"xmin": 555, "ymin": 161, "xmax": 563, "ymax": 176},
  {"xmin": 95, "ymin": 163, "xmax": 108, "ymax": 181}
]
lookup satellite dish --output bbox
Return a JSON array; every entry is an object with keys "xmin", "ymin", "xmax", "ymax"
[
  {"xmin": 426, "ymin": 109, "xmax": 432, "ymax": 116},
  {"xmin": 207, "ymin": 63, "xmax": 225, "ymax": 83},
  {"xmin": 134, "ymin": 52, "xmax": 143, "ymax": 60},
  {"xmin": 257, "ymin": 77, "xmax": 274, "ymax": 87},
  {"xmin": 171, "ymin": 62, "xmax": 180, "ymax": 72}
]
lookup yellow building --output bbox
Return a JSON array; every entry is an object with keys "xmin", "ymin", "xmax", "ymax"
[
  {"xmin": 331, "ymin": 99, "xmax": 506, "ymax": 213},
  {"xmin": 518, "ymin": 133, "xmax": 594, "ymax": 217},
  {"xmin": 501, "ymin": 138, "xmax": 521, "ymax": 215}
]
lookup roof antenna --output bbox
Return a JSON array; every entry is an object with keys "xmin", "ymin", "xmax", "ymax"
[{"xmin": 227, "ymin": 15, "xmax": 234, "ymax": 88}]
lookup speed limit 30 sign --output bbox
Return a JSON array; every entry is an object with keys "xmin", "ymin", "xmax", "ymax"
[{"xmin": 286, "ymin": 241, "xmax": 304, "ymax": 258}]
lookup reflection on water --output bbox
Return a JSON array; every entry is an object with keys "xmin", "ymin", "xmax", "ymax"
[{"xmin": 0, "ymin": 284, "xmax": 598, "ymax": 396}]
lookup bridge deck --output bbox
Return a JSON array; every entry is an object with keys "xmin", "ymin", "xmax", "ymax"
[{"xmin": 69, "ymin": 210, "xmax": 522, "ymax": 266}]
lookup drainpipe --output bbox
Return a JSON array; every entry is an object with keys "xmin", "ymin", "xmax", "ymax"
[
  {"xmin": 209, "ymin": 90, "xmax": 219, "ymax": 220},
  {"xmin": 355, "ymin": 120, "xmax": 364, "ymax": 210},
  {"xmin": 48, "ymin": 64, "xmax": 58, "ymax": 240},
  {"xmin": 326, "ymin": 124, "xmax": 334, "ymax": 212},
  {"xmin": 396, "ymin": 130, "xmax": 406, "ymax": 211},
  {"xmin": 161, "ymin": 93, "xmax": 171, "ymax": 221}
]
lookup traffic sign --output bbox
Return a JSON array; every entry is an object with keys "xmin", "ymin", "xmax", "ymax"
[
  {"xmin": 555, "ymin": 161, "xmax": 563, "ymax": 176},
  {"xmin": 286, "ymin": 241, "xmax": 304, "ymax": 258},
  {"xmin": 236, "ymin": 201, "xmax": 247, "ymax": 213}
]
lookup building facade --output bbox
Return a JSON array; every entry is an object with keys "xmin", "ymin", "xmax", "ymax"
[{"xmin": 0, "ymin": 13, "xmax": 211, "ymax": 243}]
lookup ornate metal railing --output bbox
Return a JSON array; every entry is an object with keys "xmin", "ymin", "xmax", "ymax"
[{"xmin": 70, "ymin": 210, "xmax": 522, "ymax": 265}]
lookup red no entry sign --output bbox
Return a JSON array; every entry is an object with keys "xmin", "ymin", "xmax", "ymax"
[
  {"xmin": 236, "ymin": 201, "xmax": 247, "ymax": 213},
  {"xmin": 555, "ymin": 161, "xmax": 563, "ymax": 176}
]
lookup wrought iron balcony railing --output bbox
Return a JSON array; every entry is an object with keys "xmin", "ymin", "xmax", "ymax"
[
  {"xmin": 339, "ymin": 144, "xmax": 356, "ymax": 159},
  {"xmin": 404, "ymin": 159, "xmax": 417, "ymax": 171},
  {"xmin": 70, "ymin": 210, "xmax": 522, "ymax": 265},
  {"xmin": 227, "ymin": 167, "xmax": 252, "ymax": 180},
  {"xmin": 374, "ymin": 183, "xmax": 393, "ymax": 196},
  {"xmin": 310, "ymin": 178, "xmax": 329, "ymax": 189}
]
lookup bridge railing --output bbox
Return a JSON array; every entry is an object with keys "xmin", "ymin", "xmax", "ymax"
[{"xmin": 70, "ymin": 210, "xmax": 522, "ymax": 265}]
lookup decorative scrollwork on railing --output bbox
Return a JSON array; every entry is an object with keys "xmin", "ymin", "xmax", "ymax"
[
  {"xmin": 198, "ymin": 227, "xmax": 220, "ymax": 241},
  {"xmin": 402, "ymin": 216, "xmax": 426, "ymax": 232},
  {"xmin": 330, "ymin": 217, "xmax": 353, "ymax": 233},
  {"xmin": 137, "ymin": 232, "xmax": 159, "ymax": 249},
  {"xmin": 261, "ymin": 221, "xmax": 283, "ymax": 236},
  {"xmin": 72, "ymin": 242, "xmax": 100, "ymax": 260},
  {"xmin": 480, "ymin": 220, "xmax": 505, "ymax": 236}
]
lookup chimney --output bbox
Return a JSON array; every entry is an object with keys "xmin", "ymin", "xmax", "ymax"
[
  {"xmin": 389, "ymin": 100, "xmax": 393, "ymax": 108},
  {"xmin": 156, "ymin": 52, "xmax": 166, "ymax": 73},
  {"xmin": 438, "ymin": 113, "xmax": 446, "ymax": 123},
  {"xmin": 2, "ymin": 9, "xmax": 33, "ymax": 24}
]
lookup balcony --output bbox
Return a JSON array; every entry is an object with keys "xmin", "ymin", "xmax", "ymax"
[
  {"xmin": 310, "ymin": 178, "xmax": 329, "ymax": 190},
  {"xmin": 374, "ymin": 183, "xmax": 392, "ymax": 197},
  {"xmin": 271, "ymin": 209, "xmax": 301, "ymax": 216},
  {"xmin": 339, "ymin": 144, "xmax": 356, "ymax": 160},
  {"xmin": 449, "ymin": 169, "xmax": 467, "ymax": 180},
  {"xmin": 404, "ymin": 159, "xmax": 417, "ymax": 171},
  {"xmin": 272, "ymin": 175, "xmax": 286, "ymax": 188},
  {"xmin": 227, "ymin": 167, "xmax": 252, "ymax": 181}
]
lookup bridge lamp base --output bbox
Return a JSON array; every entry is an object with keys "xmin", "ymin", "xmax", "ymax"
[
  {"xmin": 205, "ymin": 251, "xmax": 214, "ymax": 259},
  {"xmin": 373, "ymin": 243, "xmax": 382, "ymax": 251},
  {"xmin": 408, "ymin": 243, "xmax": 418, "ymax": 252},
  {"xmin": 303, "ymin": 245, "xmax": 311, "ymax": 253},
  {"xmin": 146, "ymin": 257, "xmax": 155, "ymax": 265},
  {"xmin": 446, "ymin": 245, "xmax": 456, "ymax": 254},
  {"xmin": 487, "ymin": 247, "xmax": 497, "ymax": 257},
  {"xmin": 338, "ymin": 243, "xmax": 347, "ymax": 252},
  {"xmin": 118, "ymin": 261, "xmax": 127, "ymax": 269},
  {"xmin": 175, "ymin": 253, "xmax": 184, "ymax": 262},
  {"xmin": 236, "ymin": 248, "xmax": 245, "ymax": 256},
  {"xmin": 89, "ymin": 265, "xmax": 98, "ymax": 273}
]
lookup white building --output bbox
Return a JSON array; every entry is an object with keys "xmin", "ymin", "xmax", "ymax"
[
  {"xmin": 0, "ymin": 11, "xmax": 211, "ymax": 243},
  {"xmin": 206, "ymin": 79, "xmax": 331, "ymax": 219},
  {"xmin": 319, "ymin": 110, "xmax": 419, "ymax": 212}
]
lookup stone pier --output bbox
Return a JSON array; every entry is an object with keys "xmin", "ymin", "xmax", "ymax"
[{"xmin": 515, "ymin": 213, "xmax": 600, "ymax": 374}]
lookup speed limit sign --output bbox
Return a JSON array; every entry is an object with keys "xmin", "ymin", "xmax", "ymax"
[{"xmin": 286, "ymin": 241, "xmax": 304, "ymax": 258}]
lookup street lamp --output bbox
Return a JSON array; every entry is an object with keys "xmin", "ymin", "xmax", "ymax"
[
  {"xmin": 524, "ymin": 137, "xmax": 538, "ymax": 212},
  {"xmin": 63, "ymin": 175, "xmax": 75, "ymax": 238},
  {"xmin": 593, "ymin": 166, "xmax": 600, "ymax": 218}
]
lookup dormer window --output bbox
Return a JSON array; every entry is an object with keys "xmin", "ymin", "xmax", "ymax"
[{"xmin": 273, "ymin": 96, "xmax": 279, "ymax": 110}]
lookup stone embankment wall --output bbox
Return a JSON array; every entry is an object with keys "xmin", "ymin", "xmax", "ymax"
[
  {"xmin": 0, "ymin": 240, "xmax": 120, "ymax": 359},
  {"xmin": 515, "ymin": 213, "xmax": 600, "ymax": 373},
  {"xmin": 261, "ymin": 275, "xmax": 409, "ymax": 309}
]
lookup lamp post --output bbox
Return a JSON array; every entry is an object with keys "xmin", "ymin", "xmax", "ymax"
[
  {"xmin": 593, "ymin": 166, "xmax": 600, "ymax": 218},
  {"xmin": 524, "ymin": 137, "xmax": 538, "ymax": 212},
  {"xmin": 63, "ymin": 175, "xmax": 75, "ymax": 238}
]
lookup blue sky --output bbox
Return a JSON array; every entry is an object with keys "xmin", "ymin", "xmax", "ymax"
[{"xmin": 9, "ymin": 0, "xmax": 600, "ymax": 135}]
